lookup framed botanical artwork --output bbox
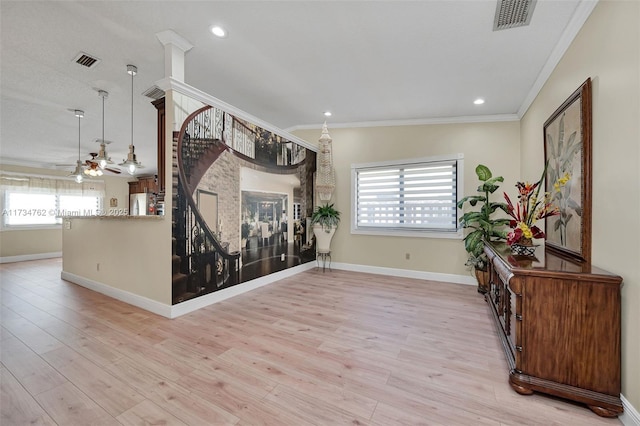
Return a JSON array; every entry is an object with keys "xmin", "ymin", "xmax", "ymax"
[{"xmin": 543, "ymin": 78, "xmax": 592, "ymax": 263}]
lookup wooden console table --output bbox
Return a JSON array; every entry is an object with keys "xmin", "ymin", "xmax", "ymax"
[{"xmin": 483, "ymin": 241, "xmax": 623, "ymax": 417}]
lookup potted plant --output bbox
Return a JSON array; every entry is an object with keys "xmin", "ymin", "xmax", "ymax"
[
  {"xmin": 457, "ymin": 164, "xmax": 510, "ymax": 293},
  {"xmin": 310, "ymin": 203, "xmax": 341, "ymax": 253},
  {"xmin": 241, "ymin": 222, "xmax": 251, "ymax": 248}
]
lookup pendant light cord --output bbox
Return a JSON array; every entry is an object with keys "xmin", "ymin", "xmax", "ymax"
[
  {"xmin": 102, "ymin": 92, "xmax": 105, "ymax": 144},
  {"xmin": 78, "ymin": 114, "xmax": 81, "ymax": 160},
  {"xmin": 131, "ymin": 69, "xmax": 134, "ymax": 148}
]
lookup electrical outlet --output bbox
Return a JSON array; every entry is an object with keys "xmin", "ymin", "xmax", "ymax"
[
  {"xmin": 281, "ymin": 253, "xmax": 285, "ymax": 261},
  {"xmin": 405, "ymin": 253, "xmax": 411, "ymax": 260},
  {"xmin": 64, "ymin": 220, "xmax": 71, "ymax": 230}
]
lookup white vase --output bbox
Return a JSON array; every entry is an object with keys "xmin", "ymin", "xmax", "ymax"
[{"xmin": 313, "ymin": 224, "xmax": 335, "ymax": 253}]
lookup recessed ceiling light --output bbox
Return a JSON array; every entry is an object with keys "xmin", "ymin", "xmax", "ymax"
[
  {"xmin": 474, "ymin": 98, "xmax": 485, "ymax": 105},
  {"xmin": 211, "ymin": 26, "xmax": 227, "ymax": 38},
  {"xmin": 324, "ymin": 111, "xmax": 332, "ymax": 117}
]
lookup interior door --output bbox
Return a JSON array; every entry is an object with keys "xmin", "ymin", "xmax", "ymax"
[{"xmin": 197, "ymin": 190, "xmax": 218, "ymax": 234}]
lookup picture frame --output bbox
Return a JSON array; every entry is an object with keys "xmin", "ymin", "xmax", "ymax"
[{"xmin": 543, "ymin": 78, "xmax": 592, "ymax": 263}]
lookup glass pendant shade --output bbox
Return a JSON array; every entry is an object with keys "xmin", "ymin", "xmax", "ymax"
[
  {"xmin": 120, "ymin": 145, "xmax": 141, "ymax": 175},
  {"xmin": 72, "ymin": 161, "xmax": 84, "ymax": 183},
  {"xmin": 95, "ymin": 140, "xmax": 111, "ymax": 169}
]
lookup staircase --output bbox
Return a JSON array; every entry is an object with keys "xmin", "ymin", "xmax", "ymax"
[
  {"xmin": 171, "ymin": 106, "xmax": 241, "ymax": 304},
  {"xmin": 171, "ymin": 237, "xmax": 189, "ymax": 303}
]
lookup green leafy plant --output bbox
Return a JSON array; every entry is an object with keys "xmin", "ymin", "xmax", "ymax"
[
  {"xmin": 241, "ymin": 222, "xmax": 251, "ymax": 239},
  {"xmin": 310, "ymin": 203, "xmax": 341, "ymax": 233},
  {"xmin": 457, "ymin": 165, "xmax": 510, "ymax": 270}
]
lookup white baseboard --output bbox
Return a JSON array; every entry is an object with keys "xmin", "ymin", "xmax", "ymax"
[
  {"xmin": 0, "ymin": 251, "xmax": 62, "ymax": 264},
  {"xmin": 60, "ymin": 261, "xmax": 317, "ymax": 319},
  {"xmin": 331, "ymin": 262, "xmax": 477, "ymax": 286},
  {"xmin": 61, "ymin": 271, "xmax": 173, "ymax": 318},
  {"xmin": 621, "ymin": 394, "xmax": 640, "ymax": 426},
  {"xmin": 170, "ymin": 261, "xmax": 316, "ymax": 318}
]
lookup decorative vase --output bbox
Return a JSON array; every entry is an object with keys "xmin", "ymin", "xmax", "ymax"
[
  {"xmin": 475, "ymin": 268, "xmax": 490, "ymax": 294},
  {"xmin": 510, "ymin": 238, "xmax": 539, "ymax": 257},
  {"xmin": 313, "ymin": 224, "xmax": 335, "ymax": 254}
]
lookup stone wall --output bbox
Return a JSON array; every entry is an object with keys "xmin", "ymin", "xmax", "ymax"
[{"xmin": 195, "ymin": 151, "xmax": 240, "ymax": 252}]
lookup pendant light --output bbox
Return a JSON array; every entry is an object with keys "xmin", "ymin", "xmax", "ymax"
[
  {"xmin": 69, "ymin": 110, "xmax": 85, "ymax": 183},
  {"xmin": 119, "ymin": 64, "xmax": 143, "ymax": 175},
  {"xmin": 94, "ymin": 90, "xmax": 111, "ymax": 169}
]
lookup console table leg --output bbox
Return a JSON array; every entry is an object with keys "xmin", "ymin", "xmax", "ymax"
[
  {"xmin": 510, "ymin": 382, "xmax": 534, "ymax": 395},
  {"xmin": 587, "ymin": 405, "xmax": 621, "ymax": 418}
]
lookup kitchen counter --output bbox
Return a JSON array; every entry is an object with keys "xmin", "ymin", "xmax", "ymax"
[{"xmin": 60, "ymin": 215, "xmax": 164, "ymax": 220}]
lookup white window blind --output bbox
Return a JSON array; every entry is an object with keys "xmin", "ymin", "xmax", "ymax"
[{"xmin": 352, "ymin": 156, "xmax": 461, "ymax": 236}]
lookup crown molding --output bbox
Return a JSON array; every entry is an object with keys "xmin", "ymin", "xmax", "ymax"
[
  {"xmin": 517, "ymin": 0, "xmax": 599, "ymax": 118},
  {"xmin": 155, "ymin": 30, "xmax": 193, "ymax": 52},
  {"xmin": 155, "ymin": 77, "xmax": 317, "ymax": 152},
  {"xmin": 285, "ymin": 113, "xmax": 519, "ymax": 133}
]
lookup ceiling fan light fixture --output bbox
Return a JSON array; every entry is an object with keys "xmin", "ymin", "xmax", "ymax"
[{"xmin": 84, "ymin": 165, "xmax": 103, "ymax": 177}]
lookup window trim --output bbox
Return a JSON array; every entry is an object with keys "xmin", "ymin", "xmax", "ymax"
[{"xmin": 350, "ymin": 153, "xmax": 464, "ymax": 239}]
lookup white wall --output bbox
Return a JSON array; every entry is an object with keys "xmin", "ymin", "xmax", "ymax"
[
  {"xmin": 294, "ymin": 120, "xmax": 521, "ymax": 276},
  {"xmin": 520, "ymin": 0, "xmax": 640, "ymax": 412},
  {"xmin": 0, "ymin": 164, "xmax": 130, "ymax": 259},
  {"xmin": 62, "ymin": 216, "xmax": 171, "ymax": 304}
]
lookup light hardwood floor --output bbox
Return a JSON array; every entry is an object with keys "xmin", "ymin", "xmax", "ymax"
[{"xmin": 0, "ymin": 258, "xmax": 621, "ymax": 425}]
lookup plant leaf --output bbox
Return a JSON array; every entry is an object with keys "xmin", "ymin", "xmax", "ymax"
[
  {"xmin": 464, "ymin": 230, "xmax": 484, "ymax": 256},
  {"xmin": 546, "ymin": 133, "xmax": 556, "ymax": 158},
  {"xmin": 554, "ymin": 220, "xmax": 562, "ymax": 231},
  {"xmin": 475, "ymin": 164, "xmax": 492, "ymax": 182},
  {"xmin": 558, "ymin": 114, "xmax": 565, "ymax": 154}
]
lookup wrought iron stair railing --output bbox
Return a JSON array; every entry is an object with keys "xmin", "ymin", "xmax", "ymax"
[
  {"xmin": 173, "ymin": 104, "xmax": 309, "ymax": 301},
  {"xmin": 175, "ymin": 106, "xmax": 240, "ymax": 296}
]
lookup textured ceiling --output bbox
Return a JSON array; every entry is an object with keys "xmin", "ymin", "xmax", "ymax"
[{"xmin": 0, "ymin": 0, "xmax": 589, "ymax": 174}]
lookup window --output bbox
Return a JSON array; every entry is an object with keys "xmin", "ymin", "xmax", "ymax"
[
  {"xmin": 351, "ymin": 154, "xmax": 463, "ymax": 238},
  {"xmin": 1, "ymin": 173, "xmax": 105, "ymax": 229},
  {"xmin": 4, "ymin": 193, "xmax": 58, "ymax": 226},
  {"xmin": 292, "ymin": 202, "xmax": 301, "ymax": 220},
  {"xmin": 3, "ymin": 192, "xmax": 101, "ymax": 228}
]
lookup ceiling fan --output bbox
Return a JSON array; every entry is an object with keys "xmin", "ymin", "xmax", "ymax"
[{"xmin": 86, "ymin": 150, "xmax": 121, "ymax": 175}]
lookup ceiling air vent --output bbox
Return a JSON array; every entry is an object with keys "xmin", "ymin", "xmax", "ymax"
[
  {"xmin": 73, "ymin": 52, "xmax": 101, "ymax": 68},
  {"xmin": 142, "ymin": 85, "xmax": 165, "ymax": 100},
  {"xmin": 493, "ymin": 0, "xmax": 537, "ymax": 31}
]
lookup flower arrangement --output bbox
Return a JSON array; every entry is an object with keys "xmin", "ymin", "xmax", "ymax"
[{"xmin": 503, "ymin": 165, "xmax": 563, "ymax": 247}]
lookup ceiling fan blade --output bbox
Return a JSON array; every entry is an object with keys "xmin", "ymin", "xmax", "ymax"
[{"xmin": 105, "ymin": 167, "xmax": 121, "ymax": 174}]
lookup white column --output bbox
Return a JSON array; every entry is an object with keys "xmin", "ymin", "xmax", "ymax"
[{"xmin": 155, "ymin": 30, "xmax": 194, "ymax": 81}]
